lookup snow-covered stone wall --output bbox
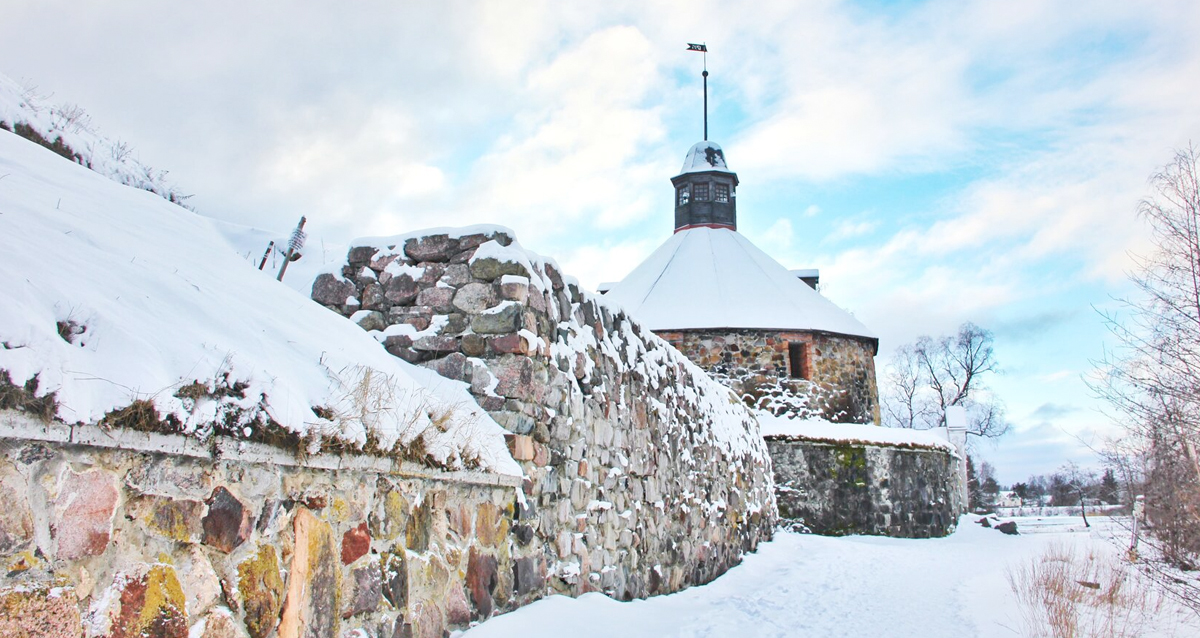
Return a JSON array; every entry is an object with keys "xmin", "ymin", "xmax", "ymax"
[
  {"xmin": 655, "ymin": 329, "xmax": 880, "ymax": 424},
  {"xmin": 0, "ymin": 415, "xmax": 527, "ymax": 638},
  {"xmin": 313, "ymin": 227, "xmax": 776, "ymax": 601},
  {"xmin": 766, "ymin": 435, "xmax": 963, "ymax": 538}
]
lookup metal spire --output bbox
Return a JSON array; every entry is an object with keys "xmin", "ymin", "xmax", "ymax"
[{"xmin": 687, "ymin": 43, "xmax": 709, "ymax": 141}]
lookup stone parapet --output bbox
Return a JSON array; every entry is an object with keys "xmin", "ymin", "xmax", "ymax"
[
  {"xmin": 765, "ymin": 436, "xmax": 963, "ymax": 538},
  {"xmin": 314, "ymin": 227, "xmax": 776, "ymax": 601},
  {"xmin": 0, "ymin": 414, "xmax": 523, "ymax": 638}
]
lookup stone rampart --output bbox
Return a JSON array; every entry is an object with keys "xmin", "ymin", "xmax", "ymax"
[
  {"xmin": 313, "ymin": 227, "xmax": 776, "ymax": 600},
  {"xmin": 0, "ymin": 414, "xmax": 527, "ymax": 638},
  {"xmin": 655, "ymin": 329, "xmax": 880, "ymax": 424},
  {"xmin": 766, "ymin": 435, "xmax": 963, "ymax": 538}
]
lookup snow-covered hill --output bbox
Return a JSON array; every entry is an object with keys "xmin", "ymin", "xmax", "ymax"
[
  {"xmin": 0, "ymin": 116, "xmax": 519, "ymax": 476},
  {"xmin": 0, "ymin": 74, "xmax": 192, "ymax": 208}
]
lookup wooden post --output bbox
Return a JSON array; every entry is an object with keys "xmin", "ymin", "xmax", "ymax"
[
  {"xmin": 258, "ymin": 241, "xmax": 275, "ymax": 270},
  {"xmin": 277, "ymin": 216, "xmax": 307, "ymax": 282}
]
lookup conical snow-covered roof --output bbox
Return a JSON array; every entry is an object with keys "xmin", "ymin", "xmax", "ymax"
[
  {"xmin": 605, "ymin": 227, "xmax": 876, "ymax": 341},
  {"xmin": 679, "ymin": 141, "xmax": 733, "ymax": 175}
]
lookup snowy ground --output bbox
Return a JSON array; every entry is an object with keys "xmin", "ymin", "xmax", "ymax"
[{"xmin": 461, "ymin": 516, "xmax": 1200, "ymax": 638}]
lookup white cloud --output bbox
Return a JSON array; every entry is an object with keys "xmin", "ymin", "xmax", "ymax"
[
  {"xmin": 744, "ymin": 218, "xmax": 794, "ymax": 258},
  {"xmin": 826, "ymin": 219, "xmax": 877, "ymax": 242},
  {"xmin": 554, "ymin": 237, "xmax": 660, "ymax": 292}
]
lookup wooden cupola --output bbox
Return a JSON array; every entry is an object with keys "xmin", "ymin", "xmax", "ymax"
[{"xmin": 671, "ymin": 141, "xmax": 739, "ymax": 232}]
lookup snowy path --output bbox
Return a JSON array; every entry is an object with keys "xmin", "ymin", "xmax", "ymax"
[{"xmin": 462, "ymin": 516, "xmax": 1199, "ymax": 638}]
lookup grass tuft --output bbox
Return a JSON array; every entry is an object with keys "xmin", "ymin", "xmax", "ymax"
[
  {"xmin": 1007, "ymin": 541, "xmax": 1174, "ymax": 637},
  {"xmin": 0, "ymin": 370, "xmax": 58, "ymax": 422},
  {"xmin": 10, "ymin": 121, "xmax": 81, "ymax": 163}
]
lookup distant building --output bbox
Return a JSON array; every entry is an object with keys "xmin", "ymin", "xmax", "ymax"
[
  {"xmin": 604, "ymin": 141, "xmax": 880, "ymax": 423},
  {"xmin": 998, "ymin": 491, "xmax": 1022, "ymax": 508}
]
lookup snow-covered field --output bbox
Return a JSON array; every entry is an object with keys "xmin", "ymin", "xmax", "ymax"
[{"xmin": 461, "ymin": 516, "xmax": 1200, "ymax": 638}]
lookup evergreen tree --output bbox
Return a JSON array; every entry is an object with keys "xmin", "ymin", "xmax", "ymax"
[
  {"xmin": 967, "ymin": 456, "xmax": 983, "ymax": 512},
  {"xmin": 1099, "ymin": 468, "xmax": 1120, "ymax": 504}
]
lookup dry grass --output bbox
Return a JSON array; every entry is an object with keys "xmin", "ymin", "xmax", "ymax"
[
  {"xmin": 1008, "ymin": 542, "xmax": 1173, "ymax": 637},
  {"xmin": 0, "ymin": 370, "xmax": 58, "ymax": 422}
]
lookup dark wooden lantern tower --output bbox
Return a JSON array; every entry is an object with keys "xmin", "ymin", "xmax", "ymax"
[{"xmin": 672, "ymin": 142, "xmax": 740, "ymax": 232}]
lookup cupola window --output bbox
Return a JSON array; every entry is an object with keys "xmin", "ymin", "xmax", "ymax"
[
  {"xmin": 693, "ymin": 183, "xmax": 709, "ymax": 201},
  {"xmin": 715, "ymin": 183, "xmax": 729, "ymax": 203},
  {"xmin": 677, "ymin": 186, "xmax": 690, "ymax": 206}
]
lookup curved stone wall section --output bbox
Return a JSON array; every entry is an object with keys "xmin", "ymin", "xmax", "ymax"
[
  {"xmin": 313, "ymin": 227, "xmax": 776, "ymax": 602},
  {"xmin": 765, "ymin": 436, "xmax": 962, "ymax": 538},
  {"xmin": 0, "ymin": 425, "xmax": 524, "ymax": 638},
  {"xmin": 655, "ymin": 329, "xmax": 880, "ymax": 424}
]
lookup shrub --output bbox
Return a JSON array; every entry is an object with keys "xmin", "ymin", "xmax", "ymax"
[
  {"xmin": 0, "ymin": 370, "xmax": 58, "ymax": 422},
  {"xmin": 1007, "ymin": 542, "xmax": 1172, "ymax": 637},
  {"xmin": 10, "ymin": 121, "xmax": 81, "ymax": 163}
]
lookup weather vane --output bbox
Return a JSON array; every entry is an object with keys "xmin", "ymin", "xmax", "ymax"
[{"xmin": 687, "ymin": 42, "xmax": 708, "ymax": 140}]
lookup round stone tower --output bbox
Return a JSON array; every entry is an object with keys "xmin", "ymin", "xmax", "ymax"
[{"xmin": 605, "ymin": 142, "xmax": 881, "ymax": 423}]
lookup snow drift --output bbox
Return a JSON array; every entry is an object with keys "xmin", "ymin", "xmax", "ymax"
[{"xmin": 0, "ymin": 123, "xmax": 519, "ymax": 476}]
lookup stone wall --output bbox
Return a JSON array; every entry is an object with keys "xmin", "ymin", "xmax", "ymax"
[
  {"xmin": 0, "ymin": 415, "xmax": 527, "ymax": 638},
  {"xmin": 312, "ymin": 227, "xmax": 776, "ymax": 601},
  {"xmin": 765, "ymin": 436, "xmax": 963, "ymax": 538},
  {"xmin": 655, "ymin": 329, "xmax": 880, "ymax": 424}
]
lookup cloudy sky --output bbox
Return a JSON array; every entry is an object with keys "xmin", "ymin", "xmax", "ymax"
[{"xmin": 4, "ymin": 0, "xmax": 1200, "ymax": 482}]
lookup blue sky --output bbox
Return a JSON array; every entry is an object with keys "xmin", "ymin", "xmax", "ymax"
[{"xmin": 3, "ymin": 0, "xmax": 1199, "ymax": 482}]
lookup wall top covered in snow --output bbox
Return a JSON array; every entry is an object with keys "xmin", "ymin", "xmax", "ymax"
[
  {"xmin": 0, "ymin": 128, "xmax": 519, "ymax": 476},
  {"xmin": 756, "ymin": 412, "xmax": 956, "ymax": 453}
]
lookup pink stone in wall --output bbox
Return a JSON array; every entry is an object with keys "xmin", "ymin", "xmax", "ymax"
[
  {"xmin": 0, "ymin": 584, "xmax": 82, "ymax": 637},
  {"xmin": 52, "ymin": 468, "xmax": 119, "ymax": 560},
  {"xmin": 488, "ymin": 333, "xmax": 527, "ymax": 355}
]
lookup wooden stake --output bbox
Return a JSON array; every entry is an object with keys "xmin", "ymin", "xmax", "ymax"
[
  {"xmin": 277, "ymin": 216, "xmax": 307, "ymax": 282},
  {"xmin": 258, "ymin": 241, "xmax": 275, "ymax": 270}
]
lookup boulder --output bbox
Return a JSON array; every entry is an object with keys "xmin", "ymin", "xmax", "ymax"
[
  {"xmin": 384, "ymin": 275, "xmax": 420, "ymax": 304},
  {"xmin": 416, "ymin": 286, "xmax": 455, "ymax": 313},
  {"xmin": 404, "ymin": 235, "xmax": 460, "ymax": 262},
  {"xmin": 471, "ymin": 303, "xmax": 523, "ymax": 335},
  {"xmin": 347, "ymin": 245, "xmax": 378, "ymax": 265},
  {"xmin": 312, "ymin": 274, "xmax": 356, "ymax": 306},
  {"xmin": 353, "ymin": 310, "xmax": 387, "ymax": 332},
  {"xmin": 470, "ymin": 256, "xmax": 529, "ymax": 282},
  {"xmin": 452, "ymin": 283, "xmax": 497, "ymax": 314}
]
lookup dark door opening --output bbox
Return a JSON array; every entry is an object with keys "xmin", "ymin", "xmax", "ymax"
[{"xmin": 788, "ymin": 342, "xmax": 809, "ymax": 380}]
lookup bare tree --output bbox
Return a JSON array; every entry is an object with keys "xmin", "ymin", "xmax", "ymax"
[
  {"xmin": 883, "ymin": 322, "xmax": 1009, "ymax": 438},
  {"xmin": 881, "ymin": 342, "xmax": 931, "ymax": 429},
  {"xmin": 1094, "ymin": 145, "xmax": 1200, "ymax": 579}
]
